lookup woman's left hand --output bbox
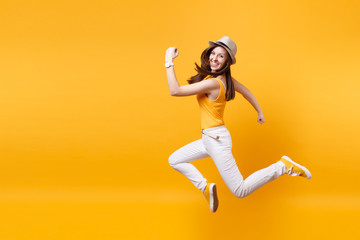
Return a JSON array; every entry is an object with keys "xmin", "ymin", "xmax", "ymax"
[{"xmin": 257, "ymin": 112, "xmax": 265, "ymax": 124}]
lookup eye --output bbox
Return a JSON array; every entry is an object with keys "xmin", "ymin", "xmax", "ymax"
[{"xmin": 211, "ymin": 51, "xmax": 215, "ymax": 55}]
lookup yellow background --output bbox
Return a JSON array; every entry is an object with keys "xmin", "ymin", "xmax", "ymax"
[{"xmin": 1, "ymin": 0, "xmax": 359, "ymax": 239}]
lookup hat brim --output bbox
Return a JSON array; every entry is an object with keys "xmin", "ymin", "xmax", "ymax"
[{"xmin": 208, "ymin": 41, "xmax": 236, "ymax": 64}]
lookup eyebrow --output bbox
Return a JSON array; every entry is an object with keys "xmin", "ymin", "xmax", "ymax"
[{"xmin": 213, "ymin": 50, "xmax": 225, "ymax": 54}]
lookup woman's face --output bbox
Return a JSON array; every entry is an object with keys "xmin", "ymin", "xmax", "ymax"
[{"xmin": 209, "ymin": 46, "xmax": 228, "ymax": 72}]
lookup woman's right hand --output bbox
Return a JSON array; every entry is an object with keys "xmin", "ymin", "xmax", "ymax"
[{"xmin": 165, "ymin": 47, "xmax": 179, "ymax": 62}]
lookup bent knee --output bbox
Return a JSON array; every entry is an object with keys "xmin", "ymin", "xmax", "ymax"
[
  {"xmin": 168, "ymin": 153, "xmax": 177, "ymax": 168},
  {"xmin": 235, "ymin": 192, "xmax": 247, "ymax": 199},
  {"xmin": 232, "ymin": 185, "xmax": 248, "ymax": 199}
]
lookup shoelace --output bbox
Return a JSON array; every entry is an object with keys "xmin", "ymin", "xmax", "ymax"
[{"xmin": 287, "ymin": 166, "xmax": 302, "ymax": 176}]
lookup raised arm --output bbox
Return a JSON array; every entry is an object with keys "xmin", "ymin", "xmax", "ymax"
[
  {"xmin": 232, "ymin": 77, "xmax": 265, "ymax": 124},
  {"xmin": 165, "ymin": 47, "xmax": 219, "ymax": 97}
]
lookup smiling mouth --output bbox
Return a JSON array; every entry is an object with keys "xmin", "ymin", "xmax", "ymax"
[{"xmin": 210, "ymin": 62, "xmax": 219, "ymax": 68}]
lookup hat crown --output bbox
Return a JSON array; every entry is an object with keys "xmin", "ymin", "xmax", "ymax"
[
  {"xmin": 217, "ymin": 36, "xmax": 237, "ymax": 55},
  {"xmin": 209, "ymin": 36, "xmax": 237, "ymax": 64}
]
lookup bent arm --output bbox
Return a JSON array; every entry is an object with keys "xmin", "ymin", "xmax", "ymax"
[
  {"xmin": 166, "ymin": 66, "xmax": 218, "ymax": 96},
  {"xmin": 233, "ymin": 77, "xmax": 263, "ymax": 113},
  {"xmin": 166, "ymin": 66, "xmax": 180, "ymax": 96}
]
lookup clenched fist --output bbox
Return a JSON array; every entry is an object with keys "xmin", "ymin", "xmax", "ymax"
[{"xmin": 165, "ymin": 47, "xmax": 179, "ymax": 62}]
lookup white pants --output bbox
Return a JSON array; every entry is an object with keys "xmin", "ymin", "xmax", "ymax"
[{"xmin": 168, "ymin": 125, "xmax": 287, "ymax": 198}]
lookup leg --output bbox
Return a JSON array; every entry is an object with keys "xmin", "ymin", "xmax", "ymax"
[
  {"xmin": 233, "ymin": 161, "xmax": 286, "ymax": 198},
  {"xmin": 203, "ymin": 126, "xmax": 286, "ymax": 198},
  {"xmin": 168, "ymin": 139, "xmax": 209, "ymax": 192}
]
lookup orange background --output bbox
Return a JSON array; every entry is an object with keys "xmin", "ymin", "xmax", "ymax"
[{"xmin": 1, "ymin": 0, "xmax": 359, "ymax": 239}]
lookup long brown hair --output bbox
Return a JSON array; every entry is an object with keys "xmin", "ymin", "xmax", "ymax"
[{"xmin": 188, "ymin": 46, "xmax": 235, "ymax": 101}]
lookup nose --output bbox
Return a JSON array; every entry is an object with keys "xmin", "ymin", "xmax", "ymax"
[{"xmin": 211, "ymin": 55, "xmax": 218, "ymax": 62}]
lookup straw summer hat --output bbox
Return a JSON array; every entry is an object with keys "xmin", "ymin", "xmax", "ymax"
[{"xmin": 209, "ymin": 36, "xmax": 237, "ymax": 64}]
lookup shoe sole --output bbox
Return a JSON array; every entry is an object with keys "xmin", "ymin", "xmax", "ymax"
[
  {"xmin": 282, "ymin": 155, "xmax": 312, "ymax": 179},
  {"xmin": 209, "ymin": 183, "xmax": 219, "ymax": 213}
]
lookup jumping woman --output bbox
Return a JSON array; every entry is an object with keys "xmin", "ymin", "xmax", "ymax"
[{"xmin": 165, "ymin": 36, "xmax": 311, "ymax": 213}]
